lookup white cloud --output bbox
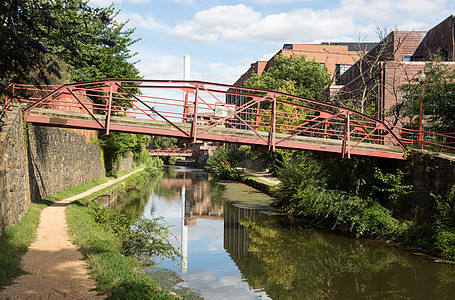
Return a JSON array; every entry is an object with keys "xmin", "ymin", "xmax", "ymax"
[
  {"xmin": 223, "ymin": 8, "xmax": 355, "ymax": 43},
  {"xmin": 136, "ymin": 55, "xmax": 183, "ymax": 79},
  {"xmin": 249, "ymin": 0, "xmax": 313, "ymax": 3},
  {"xmin": 171, "ymin": 4, "xmax": 355, "ymax": 43},
  {"xmin": 169, "ymin": 1, "xmax": 453, "ymax": 45},
  {"xmin": 171, "ymin": 4, "xmax": 262, "ymax": 43},
  {"xmin": 208, "ymin": 58, "xmax": 260, "ymax": 84},
  {"xmin": 116, "ymin": 11, "xmax": 169, "ymax": 31},
  {"xmin": 89, "ymin": 0, "xmax": 117, "ymax": 6},
  {"xmin": 336, "ymin": 0, "xmax": 452, "ymax": 37}
]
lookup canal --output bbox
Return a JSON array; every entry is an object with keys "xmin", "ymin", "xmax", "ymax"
[{"xmin": 121, "ymin": 166, "xmax": 455, "ymax": 299}]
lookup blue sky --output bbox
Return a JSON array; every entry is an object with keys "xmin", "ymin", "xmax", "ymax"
[{"xmin": 88, "ymin": 0, "xmax": 455, "ymax": 84}]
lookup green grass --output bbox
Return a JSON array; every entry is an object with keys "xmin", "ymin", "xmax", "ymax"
[
  {"xmin": 0, "ymin": 201, "xmax": 47, "ymax": 288},
  {"xmin": 0, "ymin": 166, "xmax": 142, "ymax": 291},
  {"xmin": 46, "ymin": 177, "xmax": 110, "ymax": 202},
  {"xmin": 1, "ymin": 166, "xmax": 179, "ymax": 298},
  {"xmin": 66, "ymin": 170, "xmax": 178, "ymax": 299},
  {"xmin": 71, "ymin": 169, "xmax": 148, "ymax": 206},
  {"xmin": 0, "ymin": 175, "xmax": 115, "ymax": 290},
  {"xmin": 66, "ymin": 201, "xmax": 176, "ymax": 299}
]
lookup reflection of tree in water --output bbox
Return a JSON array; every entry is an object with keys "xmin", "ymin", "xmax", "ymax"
[
  {"xmin": 234, "ymin": 214, "xmax": 455, "ymax": 300},
  {"xmin": 120, "ymin": 173, "xmax": 164, "ymax": 220}
]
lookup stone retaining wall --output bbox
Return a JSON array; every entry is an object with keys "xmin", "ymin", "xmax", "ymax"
[
  {"xmin": 239, "ymin": 159, "xmax": 268, "ymax": 172},
  {"xmin": 28, "ymin": 125, "xmax": 105, "ymax": 200},
  {"xmin": 117, "ymin": 155, "xmax": 134, "ymax": 174},
  {"xmin": 0, "ymin": 106, "xmax": 30, "ymax": 234},
  {"xmin": 399, "ymin": 151, "xmax": 455, "ymax": 219},
  {"xmin": 0, "ymin": 105, "xmax": 108, "ymax": 234}
]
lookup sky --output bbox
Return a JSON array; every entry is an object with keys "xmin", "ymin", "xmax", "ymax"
[{"xmin": 88, "ymin": 0, "xmax": 455, "ymax": 85}]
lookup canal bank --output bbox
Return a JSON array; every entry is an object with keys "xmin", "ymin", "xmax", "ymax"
[
  {"xmin": 121, "ymin": 166, "xmax": 455, "ymax": 299},
  {"xmin": 0, "ymin": 168, "xmax": 144, "ymax": 299}
]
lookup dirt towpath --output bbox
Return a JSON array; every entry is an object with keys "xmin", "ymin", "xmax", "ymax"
[
  {"xmin": 240, "ymin": 168, "xmax": 281, "ymax": 186},
  {"xmin": 0, "ymin": 169, "xmax": 143, "ymax": 300}
]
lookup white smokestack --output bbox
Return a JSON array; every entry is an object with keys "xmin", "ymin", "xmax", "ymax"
[{"xmin": 183, "ymin": 55, "xmax": 190, "ymax": 80}]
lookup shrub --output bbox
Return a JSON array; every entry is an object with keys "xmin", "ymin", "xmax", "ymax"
[
  {"xmin": 433, "ymin": 188, "xmax": 455, "ymax": 259},
  {"xmin": 88, "ymin": 203, "xmax": 181, "ymax": 266},
  {"xmin": 275, "ymin": 152, "xmax": 401, "ymax": 238},
  {"xmin": 205, "ymin": 147, "xmax": 246, "ymax": 179},
  {"xmin": 145, "ymin": 157, "xmax": 164, "ymax": 176}
]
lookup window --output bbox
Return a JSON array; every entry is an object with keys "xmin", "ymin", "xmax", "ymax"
[
  {"xmin": 403, "ymin": 55, "xmax": 424, "ymax": 62},
  {"xmin": 441, "ymin": 48, "xmax": 449, "ymax": 61},
  {"xmin": 335, "ymin": 64, "xmax": 351, "ymax": 85}
]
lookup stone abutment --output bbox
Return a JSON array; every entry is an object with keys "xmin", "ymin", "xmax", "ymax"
[{"xmin": 0, "ymin": 106, "xmax": 107, "ymax": 234}]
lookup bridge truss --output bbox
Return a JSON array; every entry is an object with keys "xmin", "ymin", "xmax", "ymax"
[{"xmin": 1, "ymin": 79, "xmax": 432, "ymax": 160}]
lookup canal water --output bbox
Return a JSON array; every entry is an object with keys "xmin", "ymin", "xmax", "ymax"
[{"xmin": 121, "ymin": 166, "xmax": 455, "ymax": 299}]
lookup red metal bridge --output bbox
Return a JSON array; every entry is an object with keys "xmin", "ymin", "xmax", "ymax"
[{"xmin": 2, "ymin": 79, "xmax": 452, "ymax": 160}]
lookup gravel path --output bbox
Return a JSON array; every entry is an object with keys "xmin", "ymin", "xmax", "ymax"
[{"xmin": 0, "ymin": 169, "xmax": 143, "ymax": 300}]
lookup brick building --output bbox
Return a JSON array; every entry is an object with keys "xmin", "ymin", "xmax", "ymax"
[
  {"xmin": 231, "ymin": 42, "xmax": 377, "ymax": 94},
  {"xmin": 338, "ymin": 15, "xmax": 455, "ymax": 125},
  {"xmin": 227, "ymin": 42, "xmax": 376, "ymax": 128},
  {"xmin": 228, "ymin": 15, "xmax": 455, "ymax": 129},
  {"xmin": 49, "ymin": 90, "xmax": 97, "ymax": 141}
]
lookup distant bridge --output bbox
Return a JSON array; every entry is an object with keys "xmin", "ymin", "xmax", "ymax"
[
  {"xmin": 149, "ymin": 148, "xmax": 193, "ymax": 157},
  {"xmin": 2, "ymin": 79, "xmax": 452, "ymax": 160}
]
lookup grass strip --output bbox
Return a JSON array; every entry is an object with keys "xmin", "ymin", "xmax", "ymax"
[
  {"xmin": 0, "ymin": 166, "xmax": 142, "ymax": 290},
  {"xmin": 66, "ymin": 170, "xmax": 177, "ymax": 299},
  {"xmin": 0, "ymin": 172, "xmax": 120, "ymax": 289},
  {"xmin": 0, "ymin": 201, "xmax": 46, "ymax": 288}
]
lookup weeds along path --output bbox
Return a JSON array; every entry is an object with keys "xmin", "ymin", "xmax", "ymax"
[{"xmin": 0, "ymin": 169, "xmax": 143, "ymax": 300}]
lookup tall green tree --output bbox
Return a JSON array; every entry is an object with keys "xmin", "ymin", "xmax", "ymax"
[
  {"xmin": 243, "ymin": 54, "xmax": 331, "ymax": 133},
  {"xmin": 45, "ymin": 0, "xmax": 140, "ymax": 82},
  {"xmin": 244, "ymin": 54, "xmax": 331, "ymax": 101},
  {"xmin": 399, "ymin": 57, "xmax": 455, "ymax": 134},
  {"xmin": 1, "ymin": 0, "xmax": 140, "ymax": 93},
  {"xmin": 152, "ymin": 136, "xmax": 179, "ymax": 149}
]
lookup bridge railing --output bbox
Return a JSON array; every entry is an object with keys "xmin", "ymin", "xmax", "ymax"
[
  {"xmin": 6, "ymin": 79, "xmax": 410, "ymax": 158},
  {"xmin": 391, "ymin": 125, "xmax": 455, "ymax": 152}
]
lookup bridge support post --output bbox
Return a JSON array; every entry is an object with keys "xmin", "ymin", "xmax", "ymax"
[
  {"xmin": 268, "ymin": 95, "xmax": 276, "ymax": 151},
  {"xmin": 191, "ymin": 86, "xmax": 200, "ymax": 143},
  {"xmin": 105, "ymin": 82, "xmax": 113, "ymax": 135},
  {"xmin": 183, "ymin": 92, "xmax": 189, "ymax": 123},
  {"xmin": 254, "ymin": 101, "xmax": 260, "ymax": 130},
  {"xmin": 341, "ymin": 112, "xmax": 351, "ymax": 159}
]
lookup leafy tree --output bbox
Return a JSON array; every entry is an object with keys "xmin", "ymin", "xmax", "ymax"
[
  {"xmin": 45, "ymin": 0, "xmax": 140, "ymax": 82},
  {"xmin": 88, "ymin": 203, "xmax": 182, "ymax": 266},
  {"xmin": 100, "ymin": 132, "xmax": 151, "ymax": 175},
  {"xmin": 244, "ymin": 54, "xmax": 331, "ymax": 101},
  {"xmin": 205, "ymin": 147, "xmax": 246, "ymax": 180},
  {"xmin": 243, "ymin": 54, "xmax": 331, "ymax": 134},
  {"xmin": 400, "ymin": 57, "xmax": 455, "ymax": 134},
  {"xmin": 152, "ymin": 136, "xmax": 179, "ymax": 149},
  {"xmin": 373, "ymin": 168, "xmax": 412, "ymax": 211},
  {"xmin": 1, "ymin": 0, "xmax": 140, "ymax": 94}
]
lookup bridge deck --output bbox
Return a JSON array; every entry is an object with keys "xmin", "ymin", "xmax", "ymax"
[{"xmin": 26, "ymin": 108, "xmax": 404, "ymax": 159}]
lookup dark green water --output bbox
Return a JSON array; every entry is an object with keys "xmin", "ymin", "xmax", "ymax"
[{"xmin": 121, "ymin": 166, "xmax": 455, "ymax": 300}]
